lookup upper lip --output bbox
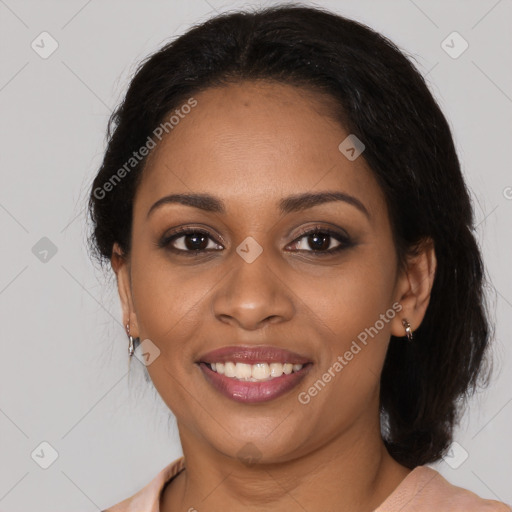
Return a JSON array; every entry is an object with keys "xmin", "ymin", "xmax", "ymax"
[{"xmin": 196, "ymin": 345, "xmax": 312, "ymax": 365}]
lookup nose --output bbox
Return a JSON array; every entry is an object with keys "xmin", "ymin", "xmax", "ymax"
[{"xmin": 211, "ymin": 246, "xmax": 295, "ymax": 330}]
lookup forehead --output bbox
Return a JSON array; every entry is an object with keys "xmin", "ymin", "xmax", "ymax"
[{"xmin": 136, "ymin": 81, "xmax": 386, "ymax": 222}]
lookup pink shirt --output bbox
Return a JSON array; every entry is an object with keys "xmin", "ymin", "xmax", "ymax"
[{"xmin": 103, "ymin": 456, "xmax": 511, "ymax": 511}]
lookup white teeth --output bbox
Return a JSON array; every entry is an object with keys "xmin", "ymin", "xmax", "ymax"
[
  {"xmin": 224, "ymin": 361, "xmax": 236, "ymax": 377},
  {"xmin": 207, "ymin": 361, "xmax": 305, "ymax": 381},
  {"xmin": 252, "ymin": 363, "xmax": 270, "ymax": 380},
  {"xmin": 269, "ymin": 363, "xmax": 283, "ymax": 378},
  {"xmin": 235, "ymin": 362, "xmax": 252, "ymax": 379}
]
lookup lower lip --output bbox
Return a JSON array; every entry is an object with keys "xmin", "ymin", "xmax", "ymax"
[{"xmin": 198, "ymin": 362, "xmax": 312, "ymax": 403}]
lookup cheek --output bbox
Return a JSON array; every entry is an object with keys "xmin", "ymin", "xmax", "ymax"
[
  {"xmin": 131, "ymin": 248, "xmax": 206, "ymax": 326},
  {"xmin": 289, "ymin": 250, "xmax": 398, "ymax": 411},
  {"xmin": 129, "ymin": 251, "xmax": 214, "ymax": 371},
  {"xmin": 129, "ymin": 254, "xmax": 208, "ymax": 416},
  {"xmin": 291, "ymin": 263, "xmax": 395, "ymax": 421},
  {"xmin": 293, "ymin": 252, "xmax": 396, "ymax": 345}
]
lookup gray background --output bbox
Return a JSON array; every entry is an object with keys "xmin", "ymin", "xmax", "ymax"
[{"xmin": 0, "ymin": 0, "xmax": 511, "ymax": 510}]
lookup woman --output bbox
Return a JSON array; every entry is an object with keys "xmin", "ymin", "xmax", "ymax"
[{"xmin": 88, "ymin": 4, "xmax": 511, "ymax": 511}]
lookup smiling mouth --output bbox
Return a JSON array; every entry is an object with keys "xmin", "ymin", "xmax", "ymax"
[
  {"xmin": 203, "ymin": 361, "xmax": 311, "ymax": 381},
  {"xmin": 195, "ymin": 345, "xmax": 313, "ymax": 402},
  {"xmin": 197, "ymin": 360, "xmax": 313, "ymax": 403}
]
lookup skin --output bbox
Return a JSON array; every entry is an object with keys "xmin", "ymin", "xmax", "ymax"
[{"xmin": 111, "ymin": 80, "xmax": 437, "ymax": 512}]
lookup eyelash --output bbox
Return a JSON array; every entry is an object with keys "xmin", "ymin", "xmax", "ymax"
[{"xmin": 157, "ymin": 225, "xmax": 353, "ymax": 257}]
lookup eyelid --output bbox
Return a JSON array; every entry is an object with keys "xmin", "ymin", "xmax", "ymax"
[
  {"xmin": 158, "ymin": 225, "xmax": 225, "ymax": 249},
  {"xmin": 290, "ymin": 223, "xmax": 351, "ymax": 243}
]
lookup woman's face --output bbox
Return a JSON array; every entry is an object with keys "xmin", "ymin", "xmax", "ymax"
[{"xmin": 114, "ymin": 80, "xmax": 421, "ymax": 463}]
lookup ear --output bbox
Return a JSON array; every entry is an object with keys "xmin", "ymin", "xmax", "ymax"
[
  {"xmin": 111, "ymin": 242, "xmax": 140, "ymax": 338},
  {"xmin": 390, "ymin": 237, "xmax": 437, "ymax": 338}
]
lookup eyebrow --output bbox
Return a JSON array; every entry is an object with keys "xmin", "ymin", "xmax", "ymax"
[{"xmin": 147, "ymin": 191, "xmax": 370, "ymax": 220}]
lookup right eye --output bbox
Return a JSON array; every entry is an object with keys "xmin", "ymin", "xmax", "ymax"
[{"xmin": 158, "ymin": 227, "xmax": 224, "ymax": 255}]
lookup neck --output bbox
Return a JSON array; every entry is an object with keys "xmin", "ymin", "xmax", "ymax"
[{"xmin": 161, "ymin": 413, "xmax": 411, "ymax": 512}]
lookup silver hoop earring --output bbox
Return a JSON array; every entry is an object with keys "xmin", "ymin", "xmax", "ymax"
[
  {"xmin": 127, "ymin": 323, "xmax": 135, "ymax": 356},
  {"xmin": 402, "ymin": 319, "xmax": 414, "ymax": 341}
]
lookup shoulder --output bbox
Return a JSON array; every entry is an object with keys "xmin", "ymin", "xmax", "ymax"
[
  {"xmin": 101, "ymin": 456, "xmax": 185, "ymax": 512},
  {"xmin": 376, "ymin": 465, "xmax": 511, "ymax": 512}
]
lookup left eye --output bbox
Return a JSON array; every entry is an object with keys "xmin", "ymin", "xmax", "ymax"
[{"xmin": 288, "ymin": 229, "xmax": 349, "ymax": 253}]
